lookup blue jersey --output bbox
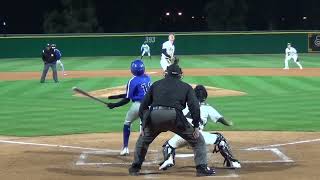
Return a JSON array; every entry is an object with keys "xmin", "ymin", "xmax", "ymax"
[
  {"xmin": 126, "ymin": 74, "xmax": 151, "ymax": 102},
  {"xmin": 54, "ymin": 49, "xmax": 62, "ymax": 60}
]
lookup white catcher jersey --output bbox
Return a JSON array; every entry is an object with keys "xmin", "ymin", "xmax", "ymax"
[
  {"xmin": 285, "ymin": 47, "xmax": 297, "ymax": 57},
  {"xmin": 161, "ymin": 41, "xmax": 175, "ymax": 59},
  {"xmin": 183, "ymin": 102, "xmax": 223, "ymax": 130},
  {"xmin": 141, "ymin": 44, "xmax": 150, "ymax": 52}
]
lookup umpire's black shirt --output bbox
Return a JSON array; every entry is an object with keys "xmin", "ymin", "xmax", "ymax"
[
  {"xmin": 42, "ymin": 48, "xmax": 57, "ymax": 63},
  {"xmin": 139, "ymin": 76, "xmax": 201, "ymax": 128}
]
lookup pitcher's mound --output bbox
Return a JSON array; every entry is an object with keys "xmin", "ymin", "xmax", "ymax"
[{"xmin": 74, "ymin": 84, "xmax": 246, "ymax": 98}]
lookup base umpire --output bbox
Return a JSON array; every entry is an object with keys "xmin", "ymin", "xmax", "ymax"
[
  {"xmin": 129, "ymin": 58, "xmax": 215, "ymax": 176},
  {"xmin": 40, "ymin": 44, "xmax": 58, "ymax": 83}
]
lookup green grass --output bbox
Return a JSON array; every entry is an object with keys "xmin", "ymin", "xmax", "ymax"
[
  {"xmin": 0, "ymin": 53, "xmax": 319, "ymax": 72},
  {"xmin": 0, "ymin": 75, "xmax": 319, "ymax": 136},
  {"xmin": 0, "ymin": 53, "xmax": 319, "ymax": 136}
]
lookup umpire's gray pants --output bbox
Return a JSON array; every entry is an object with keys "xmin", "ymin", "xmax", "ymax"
[
  {"xmin": 40, "ymin": 62, "xmax": 58, "ymax": 83},
  {"xmin": 132, "ymin": 109, "xmax": 207, "ymax": 167}
]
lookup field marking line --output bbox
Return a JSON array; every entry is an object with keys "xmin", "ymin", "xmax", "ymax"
[
  {"xmin": 245, "ymin": 138, "xmax": 320, "ymax": 150},
  {"xmin": 0, "ymin": 139, "xmax": 105, "ymax": 151},
  {"xmin": 270, "ymin": 148, "xmax": 294, "ymax": 162},
  {"xmin": 76, "ymin": 161, "xmax": 160, "ymax": 166},
  {"xmin": 244, "ymin": 147, "xmax": 294, "ymax": 163},
  {"xmin": 0, "ymin": 139, "xmax": 158, "ymax": 153},
  {"xmin": 76, "ymin": 150, "xmax": 160, "ymax": 166}
]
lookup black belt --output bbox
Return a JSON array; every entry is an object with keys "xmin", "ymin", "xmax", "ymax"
[{"xmin": 153, "ymin": 106, "xmax": 175, "ymax": 110}]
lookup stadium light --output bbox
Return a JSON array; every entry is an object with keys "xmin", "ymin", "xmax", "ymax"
[
  {"xmin": 192, "ymin": 16, "xmax": 195, "ymax": 19},
  {"xmin": 178, "ymin": 12, "xmax": 182, "ymax": 16},
  {"xmin": 302, "ymin": 16, "xmax": 307, "ymax": 20},
  {"xmin": 166, "ymin": 12, "xmax": 170, "ymax": 16},
  {"xmin": 3, "ymin": 21, "xmax": 6, "ymax": 26}
]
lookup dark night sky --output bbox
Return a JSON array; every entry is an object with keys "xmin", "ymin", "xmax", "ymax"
[{"xmin": 1, "ymin": 0, "xmax": 320, "ymax": 34}]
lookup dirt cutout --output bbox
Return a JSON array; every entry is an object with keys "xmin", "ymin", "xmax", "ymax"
[
  {"xmin": 74, "ymin": 84, "xmax": 246, "ymax": 98},
  {"xmin": 0, "ymin": 132, "xmax": 320, "ymax": 180},
  {"xmin": 1, "ymin": 68, "xmax": 320, "ymax": 81}
]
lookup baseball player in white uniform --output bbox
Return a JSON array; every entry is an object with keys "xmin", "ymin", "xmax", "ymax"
[
  {"xmin": 160, "ymin": 33, "xmax": 175, "ymax": 71},
  {"xmin": 284, "ymin": 43, "xmax": 303, "ymax": 70},
  {"xmin": 159, "ymin": 85, "xmax": 241, "ymax": 170},
  {"xmin": 140, "ymin": 42, "xmax": 151, "ymax": 59}
]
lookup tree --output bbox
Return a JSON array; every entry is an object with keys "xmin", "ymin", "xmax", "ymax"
[
  {"xmin": 205, "ymin": 0, "xmax": 248, "ymax": 31},
  {"xmin": 43, "ymin": 0, "xmax": 103, "ymax": 33}
]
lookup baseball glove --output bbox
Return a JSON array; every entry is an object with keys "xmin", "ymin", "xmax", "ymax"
[{"xmin": 167, "ymin": 56, "xmax": 179, "ymax": 65}]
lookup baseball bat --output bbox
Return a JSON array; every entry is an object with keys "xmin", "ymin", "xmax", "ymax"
[{"xmin": 72, "ymin": 87, "xmax": 107, "ymax": 105}]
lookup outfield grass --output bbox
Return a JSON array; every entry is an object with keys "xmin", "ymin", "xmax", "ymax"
[
  {"xmin": 0, "ymin": 53, "xmax": 319, "ymax": 72},
  {"xmin": 0, "ymin": 54, "xmax": 319, "ymax": 136},
  {"xmin": 0, "ymin": 74, "xmax": 319, "ymax": 136}
]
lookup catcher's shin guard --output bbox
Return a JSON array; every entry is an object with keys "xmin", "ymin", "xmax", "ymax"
[
  {"xmin": 212, "ymin": 133, "xmax": 241, "ymax": 168},
  {"xmin": 159, "ymin": 141, "xmax": 176, "ymax": 168}
]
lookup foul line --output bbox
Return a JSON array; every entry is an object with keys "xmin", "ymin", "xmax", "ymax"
[
  {"xmin": 0, "ymin": 139, "xmax": 158, "ymax": 153},
  {"xmin": 246, "ymin": 138, "xmax": 320, "ymax": 150},
  {"xmin": 0, "ymin": 139, "xmax": 106, "ymax": 151}
]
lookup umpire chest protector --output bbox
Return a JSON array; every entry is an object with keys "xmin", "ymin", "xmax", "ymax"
[{"xmin": 43, "ymin": 49, "xmax": 57, "ymax": 63}]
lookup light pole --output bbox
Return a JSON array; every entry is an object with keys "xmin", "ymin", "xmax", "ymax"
[{"xmin": 3, "ymin": 21, "xmax": 7, "ymax": 37}]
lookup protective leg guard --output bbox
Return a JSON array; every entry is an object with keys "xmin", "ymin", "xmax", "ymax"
[
  {"xmin": 158, "ymin": 141, "xmax": 176, "ymax": 170},
  {"xmin": 212, "ymin": 133, "xmax": 241, "ymax": 169}
]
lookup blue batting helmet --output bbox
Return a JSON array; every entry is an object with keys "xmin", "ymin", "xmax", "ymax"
[{"xmin": 131, "ymin": 59, "xmax": 145, "ymax": 76}]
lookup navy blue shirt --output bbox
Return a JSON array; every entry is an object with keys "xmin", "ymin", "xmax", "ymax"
[{"xmin": 54, "ymin": 49, "xmax": 62, "ymax": 60}]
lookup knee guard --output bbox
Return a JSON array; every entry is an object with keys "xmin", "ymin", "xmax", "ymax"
[
  {"xmin": 212, "ymin": 133, "xmax": 240, "ymax": 167},
  {"xmin": 159, "ymin": 141, "xmax": 176, "ymax": 166}
]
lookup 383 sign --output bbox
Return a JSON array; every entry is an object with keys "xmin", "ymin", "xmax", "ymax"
[{"xmin": 144, "ymin": 36, "xmax": 156, "ymax": 43}]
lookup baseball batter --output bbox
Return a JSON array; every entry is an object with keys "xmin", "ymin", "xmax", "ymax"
[
  {"xmin": 106, "ymin": 59, "xmax": 151, "ymax": 156},
  {"xmin": 284, "ymin": 43, "xmax": 303, "ymax": 70},
  {"xmin": 159, "ymin": 85, "xmax": 241, "ymax": 170},
  {"xmin": 51, "ymin": 44, "xmax": 67, "ymax": 75},
  {"xmin": 160, "ymin": 33, "xmax": 175, "ymax": 71},
  {"xmin": 140, "ymin": 42, "xmax": 151, "ymax": 59}
]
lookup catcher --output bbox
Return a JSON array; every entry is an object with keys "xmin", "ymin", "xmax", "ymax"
[{"xmin": 159, "ymin": 85, "xmax": 241, "ymax": 170}]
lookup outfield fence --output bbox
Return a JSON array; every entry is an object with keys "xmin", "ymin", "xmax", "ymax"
[{"xmin": 0, "ymin": 31, "xmax": 319, "ymax": 58}]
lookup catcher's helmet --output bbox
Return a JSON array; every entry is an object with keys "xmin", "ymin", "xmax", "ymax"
[
  {"xmin": 194, "ymin": 85, "xmax": 208, "ymax": 102},
  {"xmin": 131, "ymin": 59, "xmax": 145, "ymax": 76},
  {"xmin": 165, "ymin": 57, "xmax": 182, "ymax": 78}
]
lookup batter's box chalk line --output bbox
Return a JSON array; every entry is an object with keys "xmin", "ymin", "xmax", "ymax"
[
  {"xmin": 75, "ymin": 147, "xmax": 294, "ymax": 167},
  {"xmin": 2, "ymin": 138, "xmax": 319, "ymax": 168},
  {"xmin": 75, "ymin": 138, "xmax": 320, "ymax": 167}
]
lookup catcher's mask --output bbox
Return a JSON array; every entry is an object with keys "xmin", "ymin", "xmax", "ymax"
[
  {"xmin": 194, "ymin": 85, "xmax": 208, "ymax": 102},
  {"xmin": 165, "ymin": 62, "xmax": 183, "ymax": 79}
]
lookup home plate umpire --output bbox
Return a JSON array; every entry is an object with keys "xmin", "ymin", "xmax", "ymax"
[{"xmin": 128, "ymin": 59, "xmax": 215, "ymax": 177}]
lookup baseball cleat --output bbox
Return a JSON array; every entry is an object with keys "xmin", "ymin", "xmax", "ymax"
[
  {"xmin": 120, "ymin": 147, "xmax": 129, "ymax": 156},
  {"xmin": 128, "ymin": 164, "xmax": 141, "ymax": 176},
  {"xmin": 63, "ymin": 72, "xmax": 68, "ymax": 75},
  {"xmin": 159, "ymin": 155, "xmax": 174, "ymax": 170},
  {"xmin": 196, "ymin": 165, "xmax": 215, "ymax": 176},
  {"xmin": 283, "ymin": 67, "xmax": 289, "ymax": 70},
  {"xmin": 229, "ymin": 160, "xmax": 241, "ymax": 169}
]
